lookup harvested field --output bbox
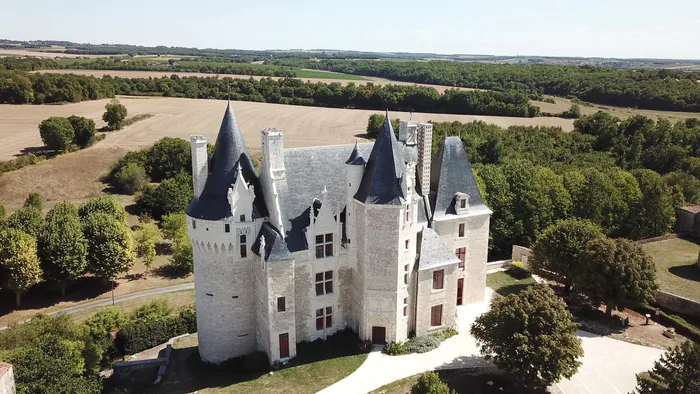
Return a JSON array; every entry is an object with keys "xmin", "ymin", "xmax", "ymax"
[
  {"xmin": 33, "ymin": 69, "xmax": 474, "ymax": 94},
  {"xmin": 0, "ymin": 48, "xmax": 119, "ymax": 58},
  {"xmin": 0, "ymin": 96, "xmax": 574, "ymax": 208},
  {"xmin": 532, "ymin": 96, "xmax": 700, "ymax": 122}
]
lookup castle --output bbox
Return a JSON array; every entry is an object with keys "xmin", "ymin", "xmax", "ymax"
[{"xmin": 185, "ymin": 102, "xmax": 491, "ymax": 365}]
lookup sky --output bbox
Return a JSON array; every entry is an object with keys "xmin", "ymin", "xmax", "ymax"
[{"xmin": 2, "ymin": 0, "xmax": 699, "ymax": 59}]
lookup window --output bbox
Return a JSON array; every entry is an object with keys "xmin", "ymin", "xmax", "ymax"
[
  {"xmin": 404, "ymin": 273, "xmax": 408, "ymax": 285},
  {"xmin": 192, "ymin": 220, "xmax": 196, "ymax": 229},
  {"xmin": 240, "ymin": 214, "xmax": 246, "ymax": 222},
  {"xmin": 315, "ymin": 271, "xmax": 333, "ymax": 296},
  {"xmin": 240, "ymin": 234, "xmax": 247, "ymax": 258},
  {"xmin": 458, "ymin": 223, "xmax": 465, "ymax": 237},
  {"xmin": 404, "ymin": 264, "xmax": 409, "ymax": 272},
  {"xmin": 405, "ymin": 204, "xmax": 410, "ymax": 222},
  {"xmin": 456, "ymin": 247, "xmax": 466, "ymax": 269},
  {"xmin": 315, "ymin": 233, "xmax": 334, "ymax": 258},
  {"xmin": 405, "ymin": 239, "xmax": 410, "ymax": 250},
  {"xmin": 277, "ymin": 297, "xmax": 286, "ymax": 312},
  {"xmin": 225, "ymin": 223, "xmax": 230, "ymax": 233},
  {"xmin": 460, "ymin": 199, "xmax": 467, "ymax": 209},
  {"xmin": 433, "ymin": 270, "xmax": 444, "ymax": 290},
  {"xmin": 430, "ymin": 305, "xmax": 443, "ymax": 327},
  {"xmin": 403, "ymin": 297, "xmax": 408, "ymax": 316},
  {"xmin": 316, "ymin": 306, "xmax": 332, "ymax": 330}
]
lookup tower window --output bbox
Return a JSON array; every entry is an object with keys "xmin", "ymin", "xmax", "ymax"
[
  {"xmin": 225, "ymin": 223, "xmax": 230, "ymax": 233},
  {"xmin": 315, "ymin": 271, "xmax": 333, "ymax": 296},
  {"xmin": 192, "ymin": 220, "xmax": 196, "ymax": 229},
  {"xmin": 315, "ymin": 233, "xmax": 334, "ymax": 258},
  {"xmin": 431, "ymin": 304, "xmax": 443, "ymax": 327},
  {"xmin": 458, "ymin": 223, "xmax": 465, "ymax": 238},
  {"xmin": 405, "ymin": 239, "xmax": 410, "ymax": 250},
  {"xmin": 240, "ymin": 214, "xmax": 246, "ymax": 222},
  {"xmin": 240, "ymin": 234, "xmax": 247, "ymax": 258},
  {"xmin": 433, "ymin": 270, "xmax": 444, "ymax": 290},
  {"xmin": 404, "ymin": 273, "xmax": 408, "ymax": 285},
  {"xmin": 277, "ymin": 297, "xmax": 286, "ymax": 312},
  {"xmin": 456, "ymin": 247, "xmax": 466, "ymax": 269},
  {"xmin": 316, "ymin": 306, "xmax": 333, "ymax": 330}
]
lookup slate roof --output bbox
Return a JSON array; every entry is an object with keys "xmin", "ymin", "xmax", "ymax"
[
  {"xmin": 430, "ymin": 136, "xmax": 488, "ymax": 219},
  {"xmin": 345, "ymin": 141, "xmax": 367, "ymax": 165},
  {"xmin": 279, "ymin": 143, "xmax": 374, "ymax": 252},
  {"xmin": 354, "ymin": 112, "xmax": 406, "ymax": 205},
  {"xmin": 252, "ymin": 222, "xmax": 293, "ymax": 262},
  {"xmin": 417, "ymin": 227, "xmax": 461, "ymax": 270},
  {"xmin": 186, "ymin": 102, "xmax": 268, "ymax": 221}
]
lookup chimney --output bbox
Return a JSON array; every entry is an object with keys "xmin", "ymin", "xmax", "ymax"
[
  {"xmin": 399, "ymin": 121, "xmax": 417, "ymax": 146},
  {"xmin": 190, "ymin": 135, "xmax": 208, "ymax": 198},
  {"xmin": 416, "ymin": 123, "xmax": 433, "ymax": 194},
  {"xmin": 261, "ymin": 128, "xmax": 285, "ymax": 180}
]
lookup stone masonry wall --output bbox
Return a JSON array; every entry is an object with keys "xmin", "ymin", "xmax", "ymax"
[
  {"xmin": 267, "ymin": 259, "xmax": 297, "ymax": 361},
  {"xmin": 254, "ymin": 255, "xmax": 271, "ymax": 361},
  {"xmin": 415, "ymin": 264, "xmax": 458, "ymax": 336},
  {"xmin": 294, "ymin": 264, "xmax": 312, "ymax": 341},
  {"xmin": 0, "ymin": 363, "xmax": 15, "ymax": 394},
  {"xmin": 655, "ymin": 290, "xmax": 700, "ymax": 317}
]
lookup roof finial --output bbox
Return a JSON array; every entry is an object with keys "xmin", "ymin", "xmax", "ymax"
[{"xmin": 236, "ymin": 162, "xmax": 242, "ymax": 177}]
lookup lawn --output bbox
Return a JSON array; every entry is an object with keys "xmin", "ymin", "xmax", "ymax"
[
  {"xmin": 642, "ymin": 237, "xmax": 700, "ymax": 301},
  {"xmin": 485, "ymin": 271, "xmax": 536, "ymax": 296},
  {"xmin": 151, "ymin": 331, "xmax": 369, "ymax": 394},
  {"xmin": 70, "ymin": 289, "xmax": 194, "ymax": 322},
  {"xmin": 370, "ymin": 370, "xmax": 549, "ymax": 394}
]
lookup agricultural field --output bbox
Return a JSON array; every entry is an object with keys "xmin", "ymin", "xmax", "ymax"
[
  {"xmin": 0, "ymin": 48, "xmax": 118, "ymax": 58},
  {"xmin": 532, "ymin": 96, "xmax": 700, "ymax": 122}
]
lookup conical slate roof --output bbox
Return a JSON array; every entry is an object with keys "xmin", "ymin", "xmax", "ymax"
[
  {"xmin": 345, "ymin": 141, "xmax": 366, "ymax": 165},
  {"xmin": 186, "ymin": 102, "xmax": 268, "ymax": 220},
  {"xmin": 354, "ymin": 111, "xmax": 405, "ymax": 205}
]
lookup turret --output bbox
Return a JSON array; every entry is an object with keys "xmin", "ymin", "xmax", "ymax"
[
  {"xmin": 191, "ymin": 135, "xmax": 208, "ymax": 198},
  {"xmin": 345, "ymin": 141, "xmax": 365, "ymax": 205}
]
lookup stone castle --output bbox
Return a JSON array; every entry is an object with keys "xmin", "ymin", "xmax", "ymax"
[{"xmin": 185, "ymin": 102, "xmax": 491, "ymax": 364}]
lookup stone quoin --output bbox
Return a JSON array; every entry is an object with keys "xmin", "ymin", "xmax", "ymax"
[{"xmin": 185, "ymin": 103, "xmax": 491, "ymax": 364}]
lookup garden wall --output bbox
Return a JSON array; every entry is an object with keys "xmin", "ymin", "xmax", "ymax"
[
  {"xmin": 655, "ymin": 290, "xmax": 700, "ymax": 317},
  {"xmin": 0, "ymin": 363, "xmax": 15, "ymax": 394},
  {"xmin": 511, "ymin": 245, "xmax": 533, "ymax": 263}
]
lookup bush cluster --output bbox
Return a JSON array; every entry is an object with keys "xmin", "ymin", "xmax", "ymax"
[
  {"xmin": 505, "ymin": 261, "xmax": 531, "ymax": 279},
  {"xmin": 411, "ymin": 372, "xmax": 456, "ymax": 394},
  {"xmin": 384, "ymin": 328, "xmax": 458, "ymax": 356},
  {"xmin": 115, "ymin": 307, "xmax": 196, "ymax": 355},
  {"xmin": 38, "ymin": 115, "xmax": 97, "ymax": 152}
]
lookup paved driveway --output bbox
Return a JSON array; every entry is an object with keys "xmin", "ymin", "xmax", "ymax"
[{"xmin": 320, "ymin": 288, "xmax": 666, "ymax": 394}]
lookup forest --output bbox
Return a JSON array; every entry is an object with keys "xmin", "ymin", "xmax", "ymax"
[
  {"xmin": 368, "ymin": 112, "xmax": 700, "ymax": 258},
  {"xmin": 268, "ymin": 58, "xmax": 700, "ymax": 112},
  {"xmin": 0, "ymin": 67, "xmax": 539, "ymax": 117}
]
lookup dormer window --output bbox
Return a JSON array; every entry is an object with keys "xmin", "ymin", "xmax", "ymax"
[
  {"xmin": 455, "ymin": 192, "xmax": 470, "ymax": 214},
  {"xmin": 460, "ymin": 199, "xmax": 466, "ymax": 209},
  {"xmin": 315, "ymin": 233, "xmax": 333, "ymax": 258},
  {"xmin": 240, "ymin": 214, "xmax": 246, "ymax": 222}
]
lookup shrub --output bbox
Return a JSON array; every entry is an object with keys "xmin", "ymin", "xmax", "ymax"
[
  {"xmin": 384, "ymin": 329, "xmax": 457, "ymax": 356},
  {"xmin": 108, "ymin": 148, "xmax": 149, "ymax": 182},
  {"xmin": 113, "ymin": 162, "xmax": 148, "ymax": 194},
  {"xmin": 39, "ymin": 116, "xmax": 75, "ymax": 151},
  {"xmin": 115, "ymin": 307, "xmax": 196, "ymax": 355},
  {"xmin": 506, "ymin": 261, "xmax": 531, "ymax": 279},
  {"xmin": 23, "ymin": 192, "xmax": 43, "ymax": 211},
  {"xmin": 411, "ymin": 372, "xmax": 455, "ymax": 394},
  {"xmin": 103, "ymin": 99, "xmax": 127, "ymax": 130},
  {"xmin": 130, "ymin": 299, "xmax": 172, "ymax": 324},
  {"xmin": 67, "ymin": 115, "xmax": 97, "ymax": 148}
]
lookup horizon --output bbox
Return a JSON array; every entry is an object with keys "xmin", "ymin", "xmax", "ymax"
[{"xmin": 2, "ymin": 0, "xmax": 699, "ymax": 60}]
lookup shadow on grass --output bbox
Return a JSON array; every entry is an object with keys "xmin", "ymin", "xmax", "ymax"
[
  {"xmin": 437, "ymin": 368, "xmax": 550, "ymax": 394},
  {"xmin": 152, "ymin": 265, "xmax": 190, "ymax": 279},
  {"xmin": 125, "ymin": 329, "xmax": 370, "ymax": 394},
  {"xmin": 493, "ymin": 283, "xmax": 532, "ymax": 297},
  {"xmin": 15, "ymin": 146, "xmax": 57, "ymax": 158},
  {"xmin": 668, "ymin": 263, "xmax": 700, "ymax": 282}
]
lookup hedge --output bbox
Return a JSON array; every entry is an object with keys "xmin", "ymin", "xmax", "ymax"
[
  {"xmin": 384, "ymin": 328, "xmax": 458, "ymax": 355},
  {"xmin": 115, "ymin": 308, "xmax": 196, "ymax": 355},
  {"xmin": 638, "ymin": 304, "xmax": 700, "ymax": 342}
]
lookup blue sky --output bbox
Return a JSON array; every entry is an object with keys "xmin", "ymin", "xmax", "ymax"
[{"xmin": 2, "ymin": 0, "xmax": 699, "ymax": 59}]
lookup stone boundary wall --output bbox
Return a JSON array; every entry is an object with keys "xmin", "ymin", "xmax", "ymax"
[
  {"xmin": 511, "ymin": 245, "xmax": 533, "ymax": 263},
  {"xmin": 655, "ymin": 290, "xmax": 700, "ymax": 317},
  {"xmin": 635, "ymin": 233, "xmax": 680, "ymax": 245},
  {"xmin": 112, "ymin": 333, "xmax": 189, "ymax": 386},
  {"xmin": 486, "ymin": 259, "xmax": 512, "ymax": 270},
  {"xmin": 0, "ymin": 363, "xmax": 15, "ymax": 394}
]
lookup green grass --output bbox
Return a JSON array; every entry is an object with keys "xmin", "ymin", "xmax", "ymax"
[
  {"xmin": 370, "ymin": 371, "xmax": 549, "ymax": 394},
  {"xmin": 54, "ymin": 57, "xmax": 100, "ymax": 66},
  {"xmin": 486, "ymin": 271, "xmax": 536, "ymax": 296},
  {"xmin": 642, "ymin": 237, "xmax": 700, "ymax": 301}
]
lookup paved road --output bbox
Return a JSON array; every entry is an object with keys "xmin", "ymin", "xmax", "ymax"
[
  {"xmin": 320, "ymin": 288, "xmax": 665, "ymax": 394},
  {"xmin": 0, "ymin": 282, "xmax": 194, "ymax": 330}
]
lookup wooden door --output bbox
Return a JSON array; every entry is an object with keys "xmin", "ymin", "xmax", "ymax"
[
  {"xmin": 279, "ymin": 333, "xmax": 289, "ymax": 358},
  {"xmin": 457, "ymin": 278, "xmax": 464, "ymax": 305},
  {"xmin": 371, "ymin": 326, "xmax": 386, "ymax": 345}
]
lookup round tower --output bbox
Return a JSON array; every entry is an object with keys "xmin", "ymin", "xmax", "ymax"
[{"xmin": 185, "ymin": 103, "xmax": 262, "ymax": 365}]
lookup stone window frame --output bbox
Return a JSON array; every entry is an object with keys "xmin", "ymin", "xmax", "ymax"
[
  {"xmin": 460, "ymin": 199, "xmax": 467, "ymax": 209},
  {"xmin": 316, "ymin": 306, "xmax": 333, "ymax": 330},
  {"xmin": 403, "ymin": 273, "xmax": 408, "ymax": 285},
  {"xmin": 403, "ymin": 297, "xmax": 408, "ymax": 317},
  {"xmin": 432, "ymin": 269, "xmax": 444, "ymax": 290},
  {"xmin": 458, "ymin": 223, "xmax": 465, "ymax": 238},
  {"xmin": 430, "ymin": 304, "xmax": 443, "ymax": 327},
  {"xmin": 239, "ymin": 234, "xmax": 247, "ymax": 258},
  {"xmin": 315, "ymin": 233, "xmax": 334, "ymax": 259},
  {"xmin": 315, "ymin": 270, "xmax": 333, "ymax": 296},
  {"xmin": 405, "ymin": 203, "xmax": 411, "ymax": 223},
  {"xmin": 277, "ymin": 297, "xmax": 286, "ymax": 312},
  {"xmin": 405, "ymin": 239, "xmax": 410, "ymax": 250},
  {"xmin": 240, "ymin": 214, "xmax": 246, "ymax": 222},
  {"xmin": 456, "ymin": 247, "xmax": 466, "ymax": 269},
  {"xmin": 192, "ymin": 219, "xmax": 196, "ymax": 229},
  {"xmin": 225, "ymin": 223, "xmax": 230, "ymax": 233}
]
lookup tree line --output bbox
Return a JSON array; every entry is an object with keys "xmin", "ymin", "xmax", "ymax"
[
  {"xmin": 0, "ymin": 68, "xmax": 539, "ymax": 117},
  {"xmin": 269, "ymin": 58, "xmax": 700, "ymax": 112}
]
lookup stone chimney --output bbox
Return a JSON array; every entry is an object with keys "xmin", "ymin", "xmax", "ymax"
[
  {"xmin": 190, "ymin": 135, "xmax": 208, "ymax": 198},
  {"xmin": 416, "ymin": 123, "xmax": 433, "ymax": 193},
  {"xmin": 261, "ymin": 128, "xmax": 285, "ymax": 180}
]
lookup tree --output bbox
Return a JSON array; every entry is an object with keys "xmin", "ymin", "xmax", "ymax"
[
  {"xmin": 627, "ymin": 169, "xmax": 676, "ymax": 239},
  {"xmin": 38, "ymin": 202, "xmax": 88, "ymax": 295},
  {"xmin": 635, "ymin": 341, "xmax": 700, "ymax": 393},
  {"xmin": 161, "ymin": 212, "xmax": 187, "ymax": 240},
  {"xmin": 663, "ymin": 171, "xmax": 700, "ymax": 205},
  {"xmin": 470, "ymin": 284, "xmax": 583, "ymax": 388},
  {"xmin": 0, "ymin": 228, "xmax": 42, "ymax": 306},
  {"xmin": 563, "ymin": 103, "xmax": 581, "ymax": 119},
  {"xmin": 133, "ymin": 222, "xmax": 159, "ymax": 274},
  {"xmin": 529, "ymin": 219, "xmax": 605, "ymax": 295},
  {"xmin": 576, "ymin": 238, "xmax": 658, "ymax": 315},
  {"xmin": 38, "ymin": 116, "xmax": 75, "ymax": 151},
  {"xmin": 82, "ymin": 213, "xmax": 135, "ymax": 281},
  {"xmin": 411, "ymin": 372, "xmax": 455, "ymax": 394},
  {"xmin": 137, "ymin": 173, "xmax": 194, "ymax": 219},
  {"xmin": 170, "ymin": 232, "xmax": 193, "ymax": 274},
  {"xmin": 78, "ymin": 195, "xmax": 126, "ymax": 223},
  {"xmin": 6, "ymin": 335, "xmax": 102, "ymax": 394},
  {"xmin": 23, "ymin": 192, "xmax": 43, "ymax": 211},
  {"xmin": 146, "ymin": 137, "xmax": 192, "ymax": 182},
  {"xmin": 67, "ymin": 115, "xmax": 97, "ymax": 148},
  {"xmin": 102, "ymin": 98, "xmax": 127, "ymax": 130},
  {"xmin": 6, "ymin": 207, "xmax": 45, "ymax": 238},
  {"xmin": 113, "ymin": 162, "xmax": 148, "ymax": 194},
  {"xmin": 475, "ymin": 164, "xmax": 515, "ymax": 257}
]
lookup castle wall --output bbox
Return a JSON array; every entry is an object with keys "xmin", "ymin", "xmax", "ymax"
[
  {"xmin": 189, "ymin": 217, "xmax": 259, "ymax": 364},
  {"xmin": 415, "ymin": 263, "xmax": 458, "ymax": 336},
  {"xmin": 265, "ymin": 259, "xmax": 297, "ymax": 362},
  {"xmin": 254, "ymin": 255, "xmax": 271, "ymax": 361},
  {"xmin": 432, "ymin": 212, "xmax": 490, "ymax": 304}
]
